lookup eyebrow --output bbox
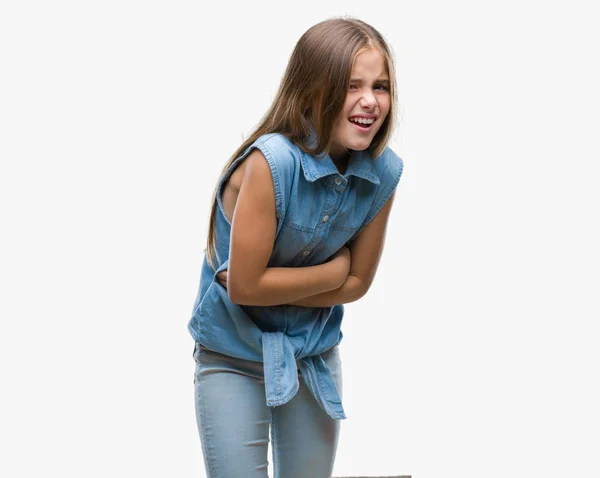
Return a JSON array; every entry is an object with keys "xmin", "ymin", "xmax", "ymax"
[{"xmin": 350, "ymin": 78, "xmax": 390, "ymax": 84}]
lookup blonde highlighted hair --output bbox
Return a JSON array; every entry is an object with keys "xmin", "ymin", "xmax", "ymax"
[{"xmin": 205, "ymin": 17, "xmax": 397, "ymax": 268}]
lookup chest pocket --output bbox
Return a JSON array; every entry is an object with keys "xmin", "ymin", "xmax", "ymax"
[
  {"xmin": 327, "ymin": 199, "xmax": 370, "ymax": 248},
  {"xmin": 273, "ymin": 180, "xmax": 323, "ymax": 259},
  {"xmin": 273, "ymin": 218, "xmax": 316, "ymax": 263},
  {"xmin": 272, "ymin": 179, "xmax": 373, "ymax": 264},
  {"xmin": 330, "ymin": 179, "xmax": 373, "ymax": 232},
  {"xmin": 329, "ymin": 200, "xmax": 370, "ymax": 232}
]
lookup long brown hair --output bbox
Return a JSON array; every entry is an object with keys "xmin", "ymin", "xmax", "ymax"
[{"xmin": 205, "ymin": 17, "xmax": 397, "ymax": 268}]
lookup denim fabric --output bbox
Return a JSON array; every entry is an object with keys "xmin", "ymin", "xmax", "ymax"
[
  {"xmin": 193, "ymin": 342, "xmax": 343, "ymax": 477},
  {"xmin": 188, "ymin": 132, "xmax": 403, "ymax": 420}
]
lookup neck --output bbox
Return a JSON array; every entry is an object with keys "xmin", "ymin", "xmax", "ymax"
[
  {"xmin": 330, "ymin": 146, "xmax": 351, "ymax": 171},
  {"xmin": 332, "ymin": 155, "xmax": 350, "ymax": 175}
]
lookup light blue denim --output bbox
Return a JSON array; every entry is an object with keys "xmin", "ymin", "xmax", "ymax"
[
  {"xmin": 193, "ymin": 342, "xmax": 343, "ymax": 477},
  {"xmin": 188, "ymin": 131, "xmax": 403, "ymax": 420}
]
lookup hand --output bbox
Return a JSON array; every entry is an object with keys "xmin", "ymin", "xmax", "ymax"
[{"xmin": 216, "ymin": 270, "xmax": 228, "ymax": 289}]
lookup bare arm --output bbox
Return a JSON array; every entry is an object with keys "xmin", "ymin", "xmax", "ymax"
[
  {"xmin": 225, "ymin": 149, "xmax": 350, "ymax": 306},
  {"xmin": 287, "ymin": 191, "xmax": 397, "ymax": 307}
]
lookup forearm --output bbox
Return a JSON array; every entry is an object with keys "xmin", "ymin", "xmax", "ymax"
[
  {"xmin": 286, "ymin": 274, "xmax": 366, "ymax": 307},
  {"xmin": 230, "ymin": 261, "xmax": 346, "ymax": 306}
]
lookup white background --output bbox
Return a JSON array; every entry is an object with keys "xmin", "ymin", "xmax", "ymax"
[{"xmin": 1, "ymin": 1, "xmax": 599, "ymax": 477}]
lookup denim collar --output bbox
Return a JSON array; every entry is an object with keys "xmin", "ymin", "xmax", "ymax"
[{"xmin": 299, "ymin": 128, "xmax": 381, "ymax": 185}]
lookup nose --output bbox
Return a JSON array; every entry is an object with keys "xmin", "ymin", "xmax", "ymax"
[{"xmin": 359, "ymin": 88, "xmax": 377, "ymax": 110}]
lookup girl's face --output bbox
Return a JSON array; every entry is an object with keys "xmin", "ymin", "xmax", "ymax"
[{"xmin": 329, "ymin": 47, "xmax": 391, "ymax": 161}]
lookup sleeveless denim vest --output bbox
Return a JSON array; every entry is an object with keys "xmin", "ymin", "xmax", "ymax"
[{"xmin": 188, "ymin": 132, "xmax": 404, "ymax": 419}]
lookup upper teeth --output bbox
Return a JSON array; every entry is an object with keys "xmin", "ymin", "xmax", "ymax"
[{"xmin": 351, "ymin": 117, "xmax": 374, "ymax": 125}]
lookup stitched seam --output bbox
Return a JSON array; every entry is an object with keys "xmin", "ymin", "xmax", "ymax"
[
  {"xmin": 269, "ymin": 380, "xmax": 299, "ymax": 406},
  {"xmin": 215, "ymin": 149, "xmax": 252, "ymax": 227},
  {"xmin": 299, "ymin": 149, "xmax": 337, "ymax": 182},
  {"xmin": 274, "ymin": 334, "xmax": 282, "ymax": 399},
  {"xmin": 305, "ymin": 361, "xmax": 330, "ymax": 415},
  {"xmin": 355, "ymin": 157, "xmax": 404, "ymax": 237},
  {"xmin": 258, "ymin": 141, "xmax": 283, "ymax": 224},
  {"xmin": 316, "ymin": 359, "xmax": 341, "ymax": 404},
  {"xmin": 352, "ymin": 170, "xmax": 380, "ymax": 184},
  {"xmin": 330, "ymin": 224, "xmax": 359, "ymax": 232},
  {"xmin": 270, "ymin": 406, "xmax": 277, "ymax": 475},
  {"xmin": 196, "ymin": 359, "xmax": 219, "ymax": 477},
  {"xmin": 282, "ymin": 219, "xmax": 315, "ymax": 233}
]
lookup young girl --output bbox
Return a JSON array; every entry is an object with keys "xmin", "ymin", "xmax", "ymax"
[{"xmin": 188, "ymin": 17, "xmax": 404, "ymax": 477}]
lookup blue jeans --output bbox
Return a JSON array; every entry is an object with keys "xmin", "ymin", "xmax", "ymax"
[{"xmin": 193, "ymin": 342, "xmax": 343, "ymax": 477}]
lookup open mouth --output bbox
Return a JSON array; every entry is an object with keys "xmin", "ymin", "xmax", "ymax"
[{"xmin": 348, "ymin": 116, "xmax": 376, "ymax": 131}]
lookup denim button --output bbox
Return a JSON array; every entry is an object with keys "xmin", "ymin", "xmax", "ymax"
[
  {"xmin": 302, "ymin": 250, "xmax": 310, "ymax": 256},
  {"xmin": 334, "ymin": 178, "xmax": 342, "ymax": 185},
  {"xmin": 322, "ymin": 215, "xmax": 329, "ymax": 222}
]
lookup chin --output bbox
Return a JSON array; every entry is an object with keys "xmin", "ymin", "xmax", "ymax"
[{"xmin": 346, "ymin": 138, "xmax": 373, "ymax": 151}]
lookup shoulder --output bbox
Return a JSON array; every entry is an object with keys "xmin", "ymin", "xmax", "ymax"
[
  {"xmin": 373, "ymin": 146, "xmax": 404, "ymax": 185},
  {"xmin": 362, "ymin": 146, "xmax": 404, "ymax": 224},
  {"xmin": 252, "ymin": 133, "xmax": 300, "ymax": 159},
  {"xmin": 248, "ymin": 133, "xmax": 300, "ymax": 184},
  {"xmin": 242, "ymin": 133, "xmax": 299, "ymax": 220}
]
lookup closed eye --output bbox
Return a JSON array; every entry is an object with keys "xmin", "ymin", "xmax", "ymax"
[{"xmin": 349, "ymin": 84, "xmax": 389, "ymax": 92}]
